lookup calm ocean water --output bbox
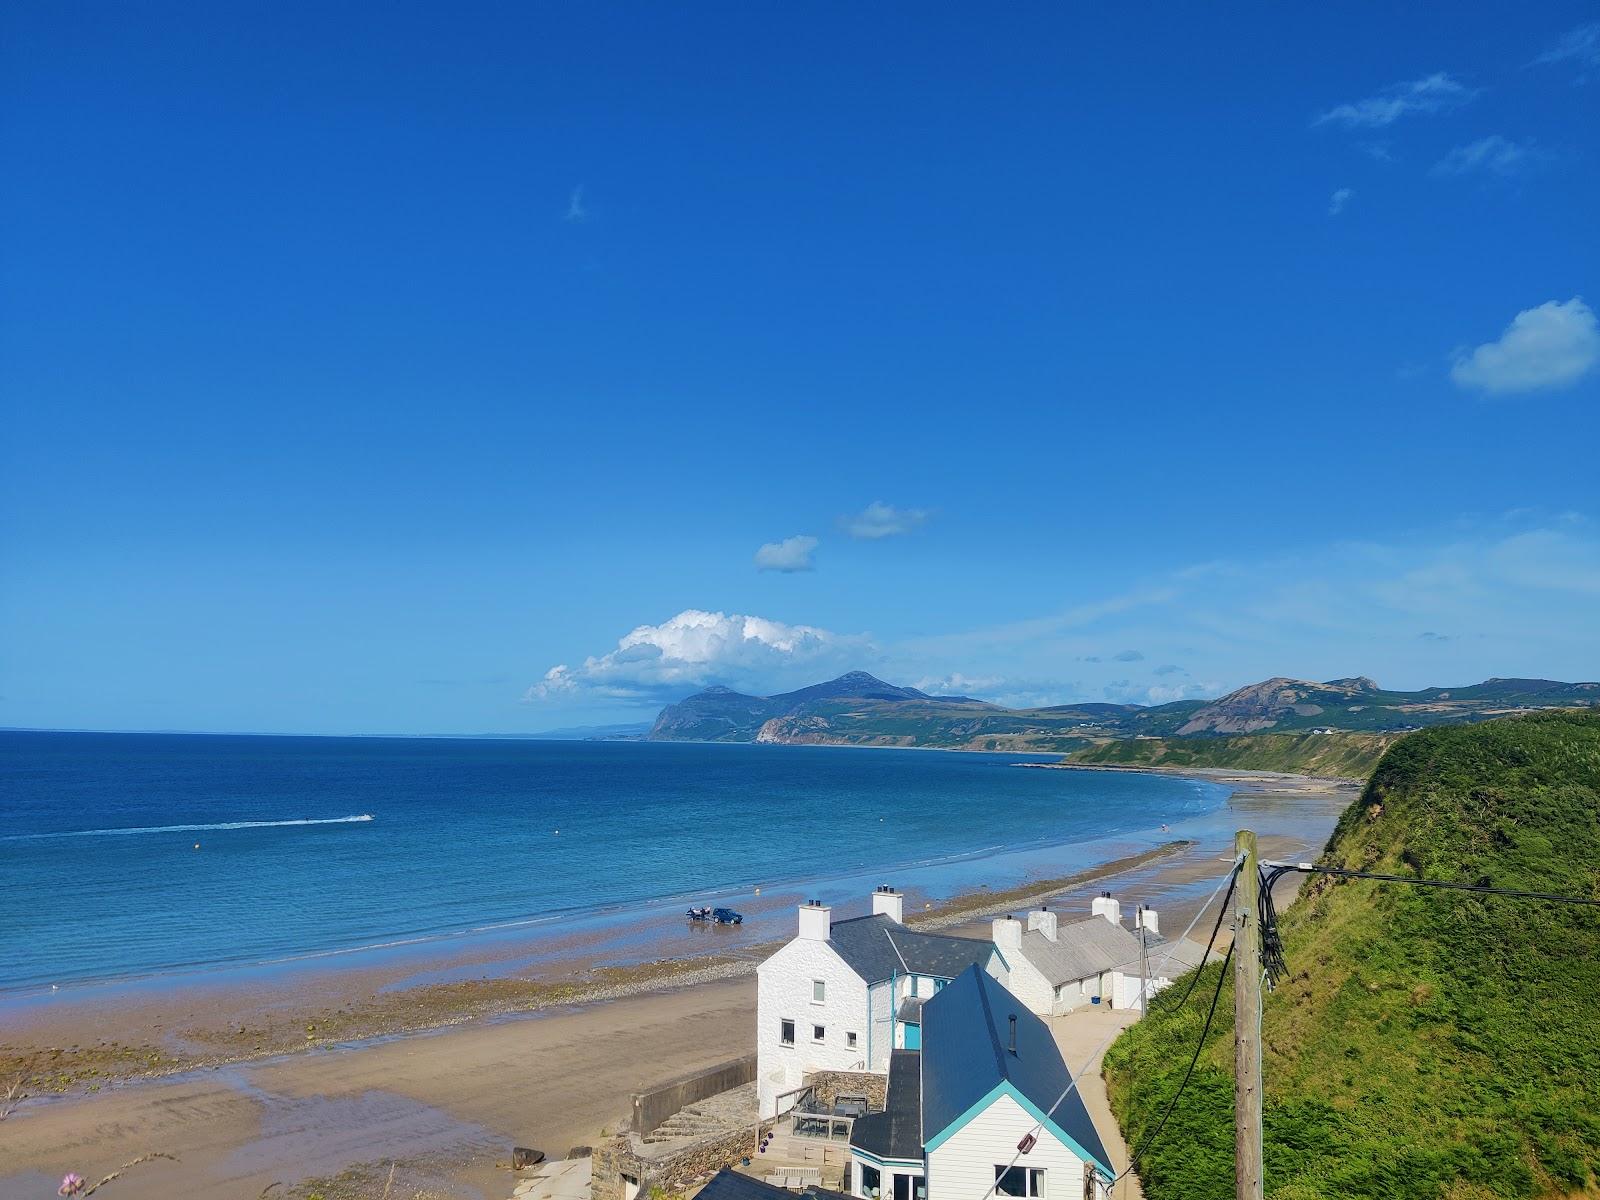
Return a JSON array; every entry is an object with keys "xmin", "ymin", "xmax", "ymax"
[{"xmin": 0, "ymin": 732, "xmax": 1228, "ymax": 992}]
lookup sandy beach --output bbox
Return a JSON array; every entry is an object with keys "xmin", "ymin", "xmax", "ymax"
[{"xmin": 0, "ymin": 770, "xmax": 1356, "ymax": 1200}]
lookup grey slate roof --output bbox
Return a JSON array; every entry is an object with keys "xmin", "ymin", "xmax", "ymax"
[
  {"xmin": 896, "ymin": 997, "xmax": 925, "ymax": 1023},
  {"xmin": 848, "ymin": 1050, "xmax": 923, "ymax": 1162},
  {"xmin": 827, "ymin": 913, "xmax": 997, "ymax": 986},
  {"xmin": 921, "ymin": 966, "xmax": 1112, "ymax": 1177},
  {"xmin": 697, "ymin": 1170, "xmax": 852, "ymax": 1200},
  {"xmin": 1114, "ymin": 928, "xmax": 1212, "ymax": 977},
  {"xmin": 1016, "ymin": 917, "xmax": 1145, "ymax": 987}
]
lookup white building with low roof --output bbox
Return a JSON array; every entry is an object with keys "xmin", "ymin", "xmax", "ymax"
[
  {"xmin": 756, "ymin": 887, "xmax": 1009, "ymax": 1118},
  {"xmin": 993, "ymin": 894, "xmax": 1212, "ymax": 1017}
]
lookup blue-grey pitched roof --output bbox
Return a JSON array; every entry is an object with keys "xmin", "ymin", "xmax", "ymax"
[
  {"xmin": 696, "ymin": 1170, "xmax": 852, "ymax": 1200},
  {"xmin": 849, "ymin": 1050, "xmax": 923, "ymax": 1162},
  {"xmin": 827, "ymin": 914, "xmax": 998, "ymax": 985},
  {"xmin": 920, "ymin": 966, "xmax": 1112, "ymax": 1176}
]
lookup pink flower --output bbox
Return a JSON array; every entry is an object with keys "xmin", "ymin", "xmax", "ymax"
[{"xmin": 58, "ymin": 1175, "xmax": 85, "ymax": 1197}]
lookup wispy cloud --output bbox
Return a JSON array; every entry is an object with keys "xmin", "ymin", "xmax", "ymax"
[
  {"xmin": 1532, "ymin": 21, "xmax": 1600, "ymax": 76},
  {"xmin": 755, "ymin": 534, "xmax": 819, "ymax": 573},
  {"xmin": 1432, "ymin": 135, "xmax": 1544, "ymax": 177},
  {"xmin": 564, "ymin": 185, "xmax": 588, "ymax": 222},
  {"xmin": 1328, "ymin": 187, "xmax": 1354, "ymax": 216},
  {"xmin": 841, "ymin": 501, "xmax": 930, "ymax": 540},
  {"xmin": 1152, "ymin": 664, "xmax": 1186, "ymax": 676},
  {"xmin": 1451, "ymin": 298, "xmax": 1600, "ymax": 395},
  {"xmin": 1314, "ymin": 73, "xmax": 1474, "ymax": 128},
  {"xmin": 1113, "ymin": 649, "xmax": 1145, "ymax": 662}
]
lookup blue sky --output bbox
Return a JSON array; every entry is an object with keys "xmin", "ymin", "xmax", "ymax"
[{"xmin": 3, "ymin": 2, "xmax": 1599, "ymax": 734}]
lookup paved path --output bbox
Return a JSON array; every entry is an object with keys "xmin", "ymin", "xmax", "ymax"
[{"xmin": 1045, "ymin": 1006, "xmax": 1145, "ymax": 1200}]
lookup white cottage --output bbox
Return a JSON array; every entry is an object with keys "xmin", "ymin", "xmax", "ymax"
[
  {"xmin": 756, "ymin": 887, "xmax": 1008, "ymax": 1118},
  {"xmin": 847, "ymin": 965, "xmax": 1114, "ymax": 1200},
  {"xmin": 994, "ymin": 896, "xmax": 1211, "ymax": 1017}
]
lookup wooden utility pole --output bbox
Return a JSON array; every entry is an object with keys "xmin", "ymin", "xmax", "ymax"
[{"xmin": 1233, "ymin": 829, "xmax": 1263, "ymax": 1200}]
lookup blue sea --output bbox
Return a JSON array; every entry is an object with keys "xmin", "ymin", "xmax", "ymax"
[{"xmin": 0, "ymin": 731, "xmax": 1230, "ymax": 993}]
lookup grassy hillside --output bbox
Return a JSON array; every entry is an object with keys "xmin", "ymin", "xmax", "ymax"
[
  {"xmin": 1066, "ymin": 731, "xmax": 1398, "ymax": 778},
  {"xmin": 1103, "ymin": 711, "xmax": 1600, "ymax": 1199}
]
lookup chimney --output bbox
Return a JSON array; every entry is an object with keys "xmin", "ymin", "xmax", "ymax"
[
  {"xmin": 797, "ymin": 899, "xmax": 832, "ymax": 941},
  {"xmin": 1135, "ymin": 906, "xmax": 1159, "ymax": 936},
  {"xmin": 1090, "ymin": 892, "xmax": 1122, "ymax": 926},
  {"xmin": 872, "ymin": 885, "xmax": 904, "ymax": 924},
  {"xmin": 1026, "ymin": 908, "xmax": 1058, "ymax": 942},
  {"xmin": 991, "ymin": 915, "xmax": 1023, "ymax": 951}
]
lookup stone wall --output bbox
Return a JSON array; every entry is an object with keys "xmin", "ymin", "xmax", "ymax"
[
  {"xmin": 593, "ymin": 1125, "xmax": 766, "ymax": 1200},
  {"xmin": 805, "ymin": 1070, "xmax": 887, "ymax": 1110},
  {"xmin": 633, "ymin": 1056, "xmax": 758, "ymax": 1135}
]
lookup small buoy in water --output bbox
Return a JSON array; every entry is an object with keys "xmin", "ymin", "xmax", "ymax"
[
  {"xmin": 754, "ymin": 886, "xmax": 761, "ymax": 896},
  {"xmin": 553, "ymin": 829, "xmax": 559, "ymax": 835},
  {"xmin": 194, "ymin": 843, "xmax": 201, "ymax": 850}
]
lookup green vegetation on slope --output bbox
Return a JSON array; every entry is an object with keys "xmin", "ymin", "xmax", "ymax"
[
  {"xmin": 1102, "ymin": 711, "xmax": 1600, "ymax": 1200},
  {"xmin": 1067, "ymin": 731, "xmax": 1398, "ymax": 778}
]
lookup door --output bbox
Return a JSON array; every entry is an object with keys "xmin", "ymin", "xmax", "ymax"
[
  {"xmin": 902, "ymin": 1022, "xmax": 921, "ymax": 1050},
  {"xmin": 894, "ymin": 1174, "xmax": 913, "ymax": 1200}
]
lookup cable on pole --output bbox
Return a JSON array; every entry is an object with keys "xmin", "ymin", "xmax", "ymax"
[{"xmin": 1116, "ymin": 938, "xmax": 1236, "ymax": 1182}]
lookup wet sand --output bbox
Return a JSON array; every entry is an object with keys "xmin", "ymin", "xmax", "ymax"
[{"xmin": 0, "ymin": 771, "xmax": 1355, "ymax": 1200}]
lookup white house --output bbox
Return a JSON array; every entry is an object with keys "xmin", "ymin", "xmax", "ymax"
[
  {"xmin": 993, "ymin": 895, "xmax": 1211, "ymax": 1017},
  {"xmin": 847, "ymin": 965, "xmax": 1115, "ymax": 1200},
  {"xmin": 756, "ymin": 887, "xmax": 1008, "ymax": 1118}
]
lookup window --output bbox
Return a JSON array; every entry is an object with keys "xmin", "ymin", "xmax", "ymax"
[
  {"xmin": 813, "ymin": 979, "xmax": 827, "ymax": 1003},
  {"xmin": 909, "ymin": 976, "xmax": 919, "ymax": 997},
  {"xmin": 812, "ymin": 1024, "xmax": 826, "ymax": 1042},
  {"xmin": 934, "ymin": 979, "xmax": 946, "ymax": 991},
  {"xmin": 859, "ymin": 1165, "xmax": 881, "ymax": 1198},
  {"xmin": 994, "ymin": 1168, "xmax": 1046, "ymax": 1198},
  {"xmin": 780, "ymin": 1019, "xmax": 795, "ymax": 1046},
  {"xmin": 846, "ymin": 1031, "xmax": 858, "ymax": 1049}
]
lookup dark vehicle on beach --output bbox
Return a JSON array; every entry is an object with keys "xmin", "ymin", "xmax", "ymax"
[{"xmin": 687, "ymin": 906, "xmax": 743, "ymax": 925}]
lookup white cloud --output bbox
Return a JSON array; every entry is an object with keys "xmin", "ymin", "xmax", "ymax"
[
  {"xmin": 1533, "ymin": 21, "xmax": 1600, "ymax": 73},
  {"xmin": 1450, "ymin": 298, "xmax": 1600, "ymax": 394},
  {"xmin": 527, "ymin": 609, "xmax": 870, "ymax": 701},
  {"xmin": 1315, "ymin": 73, "xmax": 1474, "ymax": 128},
  {"xmin": 1432, "ymin": 135, "xmax": 1542, "ymax": 177},
  {"xmin": 564, "ymin": 186, "xmax": 588, "ymax": 222},
  {"xmin": 841, "ymin": 501, "xmax": 930, "ymax": 540},
  {"xmin": 754, "ymin": 534, "xmax": 819, "ymax": 572},
  {"xmin": 1328, "ymin": 187, "xmax": 1354, "ymax": 216},
  {"xmin": 1113, "ymin": 649, "xmax": 1145, "ymax": 662}
]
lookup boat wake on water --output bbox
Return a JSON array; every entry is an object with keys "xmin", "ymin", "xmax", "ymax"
[{"xmin": 0, "ymin": 814, "xmax": 376, "ymax": 841}]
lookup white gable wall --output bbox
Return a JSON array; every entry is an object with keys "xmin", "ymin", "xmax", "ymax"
[
  {"xmin": 927, "ymin": 1089, "xmax": 1107, "ymax": 1200},
  {"xmin": 757, "ymin": 937, "xmax": 872, "ymax": 1117},
  {"xmin": 998, "ymin": 954, "xmax": 1054, "ymax": 1016}
]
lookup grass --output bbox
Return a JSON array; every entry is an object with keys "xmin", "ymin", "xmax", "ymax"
[
  {"xmin": 1102, "ymin": 710, "xmax": 1600, "ymax": 1200},
  {"xmin": 1067, "ymin": 731, "xmax": 1398, "ymax": 778}
]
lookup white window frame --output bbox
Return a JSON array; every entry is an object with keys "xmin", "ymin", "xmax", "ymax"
[
  {"xmin": 780, "ymin": 1018, "xmax": 796, "ymax": 1046},
  {"xmin": 812, "ymin": 1023, "xmax": 826, "ymax": 1043},
  {"xmin": 846, "ymin": 1030, "xmax": 858, "ymax": 1049},
  {"xmin": 813, "ymin": 979, "xmax": 827, "ymax": 1004},
  {"xmin": 993, "ymin": 1166, "xmax": 1046, "ymax": 1199}
]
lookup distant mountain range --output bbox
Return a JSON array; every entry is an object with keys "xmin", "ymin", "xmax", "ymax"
[{"xmin": 646, "ymin": 671, "xmax": 1600, "ymax": 753}]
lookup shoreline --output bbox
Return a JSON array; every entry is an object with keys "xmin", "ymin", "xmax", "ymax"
[
  {"xmin": 0, "ymin": 842, "xmax": 1197, "ymax": 1101},
  {"xmin": 0, "ymin": 767, "xmax": 1356, "ymax": 1200}
]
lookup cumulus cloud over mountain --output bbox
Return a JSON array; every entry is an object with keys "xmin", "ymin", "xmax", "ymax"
[{"xmin": 528, "ymin": 609, "xmax": 870, "ymax": 701}]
